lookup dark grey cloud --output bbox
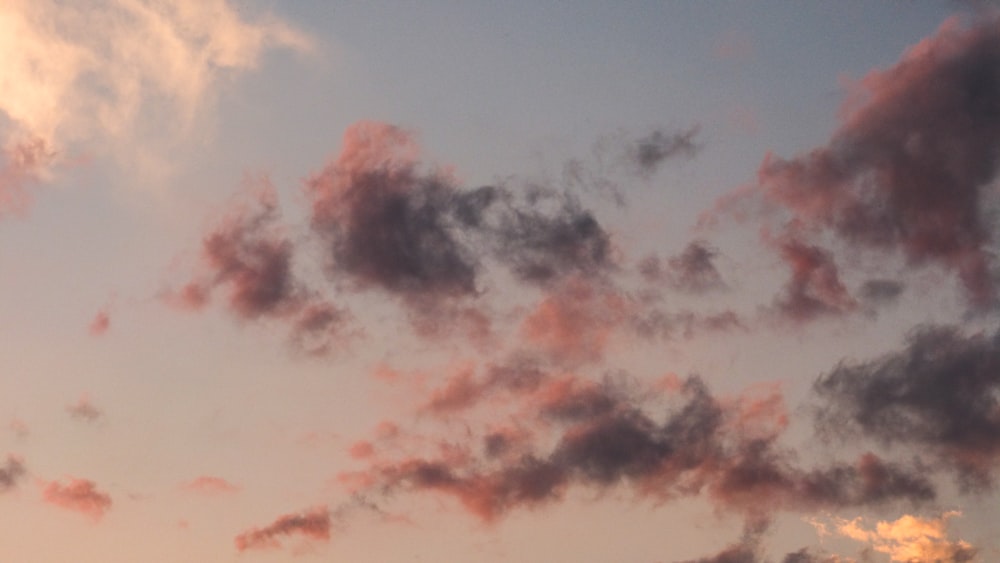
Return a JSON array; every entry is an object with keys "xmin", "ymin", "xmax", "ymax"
[
  {"xmin": 814, "ymin": 324, "xmax": 1000, "ymax": 488},
  {"xmin": 629, "ymin": 126, "xmax": 701, "ymax": 177},
  {"xmin": 0, "ymin": 455, "xmax": 25, "ymax": 492},
  {"xmin": 640, "ymin": 241, "xmax": 726, "ymax": 293},
  {"xmin": 306, "ymin": 122, "xmax": 617, "ymax": 306},
  {"xmin": 711, "ymin": 17, "xmax": 1000, "ymax": 308},
  {"xmin": 351, "ymin": 375, "xmax": 933, "ymax": 523}
]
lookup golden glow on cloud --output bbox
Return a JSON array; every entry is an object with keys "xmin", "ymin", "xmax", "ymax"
[
  {"xmin": 0, "ymin": 0, "xmax": 310, "ymax": 177},
  {"xmin": 810, "ymin": 511, "xmax": 976, "ymax": 562}
]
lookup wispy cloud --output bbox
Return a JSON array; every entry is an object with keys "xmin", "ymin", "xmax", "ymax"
[
  {"xmin": 234, "ymin": 506, "xmax": 331, "ymax": 551},
  {"xmin": 0, "ymin": 0, "xmax": 310, "ymax": 187}
]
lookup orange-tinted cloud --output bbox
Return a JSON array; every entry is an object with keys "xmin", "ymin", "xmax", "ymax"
[
  {"xmin": 41, "ymin": 477, "xmax": 112, "ymax": 520},
  {"xmin": 0, "ymin": 0, "xmax": 310, "ymax": 183},
  {"xmin": 822, "ymin": 511, "xmax": 976, "ymax": 562},
  {"xmin": 234, "ymin": 506, "xmax": 331, "ymax": 551}
]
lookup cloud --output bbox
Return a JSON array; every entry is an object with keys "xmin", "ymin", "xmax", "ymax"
[
  {"xmin": 66, "ymin": 395, "xmax": 103, "ymax": 423},
  {"xmin": 0, "ymin": 138, "xmax": 52, "ymax": 217},
  {"xmin": 561, "ymin": 125, "xmax": 701, "ymax": 204},
  {"xmin": 710, "ymin": 16, "xmax": 1000, "ymax": 307},
  {"xmin": 485, "ymin": 187, "xmax": 615, "ymax": 286},
  {"xmin": 306, "ymin": 121, "xmax": 481, "ymax": 302},
  {"xmin": 88, "ymin": 308, "xmax": 110, "ymax": 336},
  {"xmin": 858, "ymin": 279, "xmax": 905, "ymax": 307},
  {"xmin": 180, "ymin": 475, "xmax": 240, "ymax": 495},
  {"xmin": 341, "ymin": 375, "xmax": 933, "ymax": 524},
  {"xmin": 770, "ymin": 238, "xmax": 857, "ymax": 323},
  {"xmin": 639, "ymin": 240, "xmax": 726, "ymax": 293},
  {"xmin": 0, "ymin": 455, "xmax": 26, "ymax": 492},
  {"xmin": 306, "ymin": 121, "xmax": 618, "ymax": 309},
  {"xmin": 520, "ymin": 278, "xmax": 629, "ymax": 365},
  {"xmin": 814, "ymin": 324, "xmax": 1000, "ymax": 488},
  {"xmin": 41, "ymin": 477, "xmax": 112, "ymax": 520},
  {"xmin": 628, "ymin": 126, "xmax": 701, "ymax": 177},
  {"xmin": 825, "ymin": 511, "xmax": 976, "ymax": 563},
  {"xmin": 234, "ymin": 506, "xmax": 331, "ymax": 551},
  {"xmin": 166, "ymin": 180, "xmax": 351, "ymax": 355},
  {"xmin": 0, "ymin": 0, "xmax": 310, "ymax": 182}
]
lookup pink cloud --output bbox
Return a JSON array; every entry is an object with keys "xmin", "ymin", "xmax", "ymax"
[
  {"xmin": 234, "ymin": 506, "xmax": 331, "ymax": 552},
  {"xmin": 88, "ymin": 309, "xmax": 110, "ymax": 336},
  {"xmin": 41, "ymin": 477, "xmax": 112, "ymax": 520}
]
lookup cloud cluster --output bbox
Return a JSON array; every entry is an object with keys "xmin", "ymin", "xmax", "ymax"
[{"xmin": 340, "ymin": 372, "xmax": 933, "ymax": 526}]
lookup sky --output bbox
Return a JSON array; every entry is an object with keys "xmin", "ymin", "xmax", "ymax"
[{"xmin": 2, "ymin": 1, "xmax": 1000, "ymax": 561}]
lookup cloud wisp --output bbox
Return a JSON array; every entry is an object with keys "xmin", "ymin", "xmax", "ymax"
[{"xmin": 0, "ymin": 0, "xmax": 310, "ymax": 186}]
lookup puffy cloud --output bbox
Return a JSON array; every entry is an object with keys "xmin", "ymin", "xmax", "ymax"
[
  {"xmin": 41, "ymin": 477, "xmax": 112, "ymax": 520},
  {"xmin": 826, "ymin": 511, "xmax": 976, "ymax": 563},
  {"xmin": 306, "ymin": 121, "xmax": 481, "ymax": 301},
  {"xmin": 710, "ymin": 17, "xmax": 1000, "ymax": 308},
  {"xmin": 305, "ymin": 121, "xmax": 617, "ymax": 310},
  {"xmin": 0, "ymin": 0, "xmax": 309, "ymax": 182},
  {"xmin": 0, "ymin": 455, "xmax": 26, "ymax": 492},
  {"xmin": 234, "ymin": 506, "xmax": 331, "ymax": 551},
  {"xmin": 66, "ymin": 395, "xmax": 102, "ymax": 423},
  {"xmin": 814, "ymin": 325, "xmax": 1000, "ymax": 488}
]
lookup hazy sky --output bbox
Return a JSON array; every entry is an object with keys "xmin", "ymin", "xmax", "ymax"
[{"xmin": 2, "ymin": 2, "xmax": 999, "ymax": 561}]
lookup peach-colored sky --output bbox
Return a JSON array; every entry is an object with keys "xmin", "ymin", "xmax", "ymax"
[{"xmin": 1, "ymin": 2, "xmax": 999, "ymax": 562}]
